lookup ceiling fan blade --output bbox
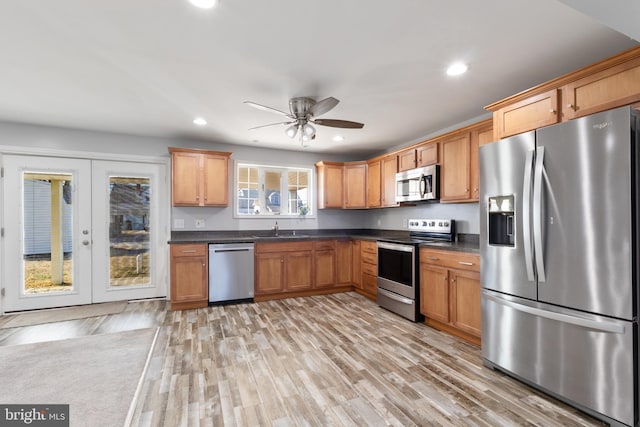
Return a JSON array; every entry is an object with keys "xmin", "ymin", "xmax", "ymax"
[
  {"xmin": 248, "ymin": 121, "xmax": 294, "ymax": 130},
  {"xmin": 244, "ymin": 101, "xmax": 292, "ymax": 118},
  {"xmin": 308, "ymin": 97, "xmax": 339, "ymax": 117},
  {"xmin": 312, "ymin": 119, "xmax": 364, "ymax": 129}
]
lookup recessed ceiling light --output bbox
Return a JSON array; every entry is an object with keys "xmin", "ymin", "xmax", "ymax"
[
  {"xmin": 193, "ymin": 117, "xmax": 207, "ymax": 126},
  {"xmin": 189, "ymin": 0, "xmax": 218, "ymax": 9},
  {"xmin": 446, "ymin": 62, "xmax": 468, "ymax": 76},
  {"xmin": 332, "ymin": 135, "xmax": 344, "ymax": 142}
]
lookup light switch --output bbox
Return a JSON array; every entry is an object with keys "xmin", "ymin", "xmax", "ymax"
[{"xmin": 174, "ymin": 219, "xmax": 185, "ymax": 229}]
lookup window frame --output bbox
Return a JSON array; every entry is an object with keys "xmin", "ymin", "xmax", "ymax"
[{"xmin": 234, "ymin": 161, "xmax": 315, "ymax": 218}]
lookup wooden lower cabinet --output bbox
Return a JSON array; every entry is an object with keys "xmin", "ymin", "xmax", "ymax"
[
  {"xmin": 351, "ymin": 240, "xmax": 362, "ymax": 289},
  {"xmin": 419, "ymin": 248, "xmax": 481, "ymax": 346},
  {"xmin": 287, "ymin": 252, "xmax": 313, "ymax": 291},
  {"xmin": 255, "ymin": 253, "xmax": 286, "ymax": 294},
  {"xmin": 336, "ymin": 240, "xmax": 353, "ymax": 285},
  {"xmin": 254, "ymin": 240, "xmax": 353, "ymax": 301},
  {"xmin": 314, "ymin": 241, "xmax": 336, "ymax": 288},
  {"xmin": 170, "ymin": 244, "xmax": 208, "ymax": 310},
  {"xmin": 358, "ymin": 240, "xmax": 377, "ymax": 300},
  {"xmin": 255, "ymin": 241, "xmax": 313, "ymax": 296}
]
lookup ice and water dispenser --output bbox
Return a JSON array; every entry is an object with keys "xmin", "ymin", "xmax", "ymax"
[{"xmin": 488, "ymin": 195, "xmax": 515, "ymax": 246}]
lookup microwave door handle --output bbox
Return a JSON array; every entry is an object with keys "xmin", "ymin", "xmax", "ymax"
[
  {"xmin": 419, "ymin": 174, "xmax": 427, "ymax": 197},
  {"xmin": 533, "ymin": 146, "xmax": 546, "ymax": 282},
  {"xmin": 522, "ymin": 149, "xmax": 535, "ymax": 282}
]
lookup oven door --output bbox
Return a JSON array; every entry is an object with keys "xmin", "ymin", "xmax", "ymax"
[{"xmin": 376, "ymin": 241, "xmax": 416, "ymax": 299}]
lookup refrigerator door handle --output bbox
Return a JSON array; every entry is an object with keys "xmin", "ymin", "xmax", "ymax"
[
  {"xmin": 532, "ymin": 146, "xmax": 546, "ymax": 282},
  {"xmin": 484, "ymin": 292, "xmax": 625, "ymax": 334},
  {"xmin": 522, "ymin": 149, "xmax": 535, "ymax": 281}
]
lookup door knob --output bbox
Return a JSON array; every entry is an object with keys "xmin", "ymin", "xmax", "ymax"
[{"xmin": 82, "ymin": 240, "xmax": 90, "ymax": 246}]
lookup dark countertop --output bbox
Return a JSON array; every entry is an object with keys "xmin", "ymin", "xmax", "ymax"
[{"xmin": 169, "ymin": 229, "xmax": 479, "ymax": 253}]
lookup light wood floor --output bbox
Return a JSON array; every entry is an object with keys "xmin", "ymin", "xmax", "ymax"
[{"xmin": 0, "ymin": 293, "xmax": 604, "ymax": 426}]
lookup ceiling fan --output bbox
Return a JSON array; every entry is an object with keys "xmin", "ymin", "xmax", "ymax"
[{"xmin": 244, "ymin": 97, "xmax": 364, "ymax": 146}]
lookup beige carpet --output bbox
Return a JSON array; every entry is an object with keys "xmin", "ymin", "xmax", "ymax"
[
  {"xmin": 0, "ymin": 301, "xmax": 128, "ymax": 329},
  {"xmin": 0, "ymin": 327, "xmax": 158, "ymax": 427}
]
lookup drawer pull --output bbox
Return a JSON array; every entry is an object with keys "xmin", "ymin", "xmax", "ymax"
[
  {"xmin": 458, "ymin": 261, "xmax": 473, "ymax": 266},
  {"xmin": 427, "ymin": 256, "xmax": 439, "ymax": 260},
  {"xmin": 181, "ymin": 250, "xmax": 197, "ymax": 253}
]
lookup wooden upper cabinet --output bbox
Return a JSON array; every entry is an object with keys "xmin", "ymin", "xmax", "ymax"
[
  {"xmin": 169, "ymin": 147, "xmax": 231, "ymax": 207},
  {"xmin": 316, "ymin": 161, "xmax": 344, "ymax": 209},
  {"xmin": 398, "ymin": 143, "xmax": 438, "ymax": 171},
  {"xmin": 440, "ymin": 133, "xmax": 471, "ymax": 202},
  {"xmin": 203, "ymin": 154, "xmax": 229, "ymax": 206},
  {"xmin": 562, "ymin": 55, "xmax": 640, "ymax": 120},
  {"xmin": 470, "ymin": 121, "xmax": 492, "ymax": 201},
  {"xmin": 366, "ymin": 159, "xmax": 381, "ymax": 208},
  {"xmin": 344, "ymin": 162, "xmax": 367, "ymax": 209},
  {"xmin": 398, "ymin": 149, "xmax": 417, "ymax": 172},
  {"xmin": 416, "ymin": 142, "xmax": 439, "ymax": 167},
  {"xmin": 487, "ymin": 46, "xmax": 640, "ymax": 139},
  {"xmin": 381, "ymin": 155, "xmax": 398, "ymax": 207},
  {"xmin": 493, "ymin": 89, "xmax": 560, "ymax": 140}
]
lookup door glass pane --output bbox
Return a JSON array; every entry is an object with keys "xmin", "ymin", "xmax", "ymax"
[
  {"xmin": 109, "ymin": 177, "xmax": 150, "ymax": 287},
  {"xmin": 23, "ymin": 173, "xmax": 73, "ymax": 294}
]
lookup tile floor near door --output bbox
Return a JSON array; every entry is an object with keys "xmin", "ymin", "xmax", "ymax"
[{"xmin": 0, "ymin": 293, "xmax": 603, "ymax": 426}]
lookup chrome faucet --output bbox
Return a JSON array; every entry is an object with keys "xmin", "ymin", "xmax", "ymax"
[{"xmin": 273, "ymin": 221, "xmax": 279, "ymax": 236}]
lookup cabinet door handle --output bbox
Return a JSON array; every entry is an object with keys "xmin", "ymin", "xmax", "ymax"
[
  {"xmin": 567, "ymin": 103, "xmax": 575, "ymax": 110},
  {"xmin": 549, "ymin": 108, "xmax": 556, "ymax": 114},
  {"xmin": 458, "ymin": 261, "xmax": 473, "ymax": 266}
]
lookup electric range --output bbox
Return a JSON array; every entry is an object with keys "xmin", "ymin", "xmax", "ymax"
[{"xmin": 376, "ymin": 219, "xmax": 455, "ymax": 321}]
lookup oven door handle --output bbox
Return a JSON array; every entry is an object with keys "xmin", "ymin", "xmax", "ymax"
[
  {"xmin": 377, "ymin": 241, "xmax": 415, "ymax": 252},
  {"xmin": 378, "ymin": 288, "xmax": 414, "ymax": 305}
]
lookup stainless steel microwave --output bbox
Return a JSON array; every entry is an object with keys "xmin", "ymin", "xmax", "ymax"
[{"xmin": 395, "ymin": 165, "xmax": 439, "ymax": 203}]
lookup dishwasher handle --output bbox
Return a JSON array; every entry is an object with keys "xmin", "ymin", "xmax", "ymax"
[{"xmin": 213, "ymin": 248, "xmax": 253, "ymax": 253}]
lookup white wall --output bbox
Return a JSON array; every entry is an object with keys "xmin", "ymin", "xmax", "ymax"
[{"xmin": 0, "ymin": 120, "xmax": 480, "ymax": 234}]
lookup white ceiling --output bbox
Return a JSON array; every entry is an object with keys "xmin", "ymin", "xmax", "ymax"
[{"xmin": 0, "ymin": 0, "xmax": 637, "ymax": 156}]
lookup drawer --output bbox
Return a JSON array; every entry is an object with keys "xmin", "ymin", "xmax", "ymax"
[
  {"xmin": 171, "ymin": 244, "xmax": 206, "ymax": 257},
  {"xmin": 420, "ymin": 248, "xmax": 479, "ymax": 272},
  {"xmin": 361, "ymin": 240, "xmax": 377, "ymax": 254},
  {"xmin": 314, "ymin": 240, "xmax": 336, "ymax": 251},
  {"xmin": 361, "ymin": 252, "xmax": 377, "ymax": 265},
  {"xmin": 362, "ymin": 262, "xmax": 377, "ymax": 276},
  {"xmin": 255, "ymin": 241, "xmax": 314, "ymax": 253}
]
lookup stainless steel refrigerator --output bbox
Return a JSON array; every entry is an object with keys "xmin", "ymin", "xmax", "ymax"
[{"xmin": 479, "ymin": 105, "xmax": 640, "ymax": 427}]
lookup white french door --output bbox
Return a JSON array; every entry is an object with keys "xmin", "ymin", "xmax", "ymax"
[
  {"xmin": 2, "ymin": 155, "xmax": 167, "ymax": 312},
  {"xmin": 91, "ymin": 160, "xmax": 167, "ymax": 303}
]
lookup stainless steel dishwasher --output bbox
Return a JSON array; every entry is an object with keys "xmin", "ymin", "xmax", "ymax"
[{"xmin": 208, "ymin": 243, "xmax": 254, "ymax": 304}]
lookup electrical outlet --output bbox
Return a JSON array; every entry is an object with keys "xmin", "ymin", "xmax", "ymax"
[
  {"xmin": 174, "ymin": 219, "xmax": 185, "ymax": 229},
  {"xmin": 195, "ymin": 219, "xmax": 205, "ymax": 229}
]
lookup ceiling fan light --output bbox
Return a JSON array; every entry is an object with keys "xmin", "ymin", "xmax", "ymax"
[
  {"xmin": 285, "ymin": 124, "xmax": 298, "ymax": 138},
  {"xmin": 302, "ymin": 123, "xmax": 316, "ymax": 138},
  {"xmin": 446, "ymin": 62, "xmax": 468, "ymax": 76},
  {"xmin": 189, "ymin": 0, "xmax": 218, "ymax": 9}
]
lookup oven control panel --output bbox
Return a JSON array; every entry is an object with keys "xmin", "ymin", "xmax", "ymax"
[{"xmin": 408, "ymin": 218, "xmax": 453, "ymax": 234}]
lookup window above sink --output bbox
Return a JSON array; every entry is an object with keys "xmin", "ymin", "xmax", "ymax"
[{"xmin": 235, "ymin": 161, "xmax": 314, "ymax": 218}]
